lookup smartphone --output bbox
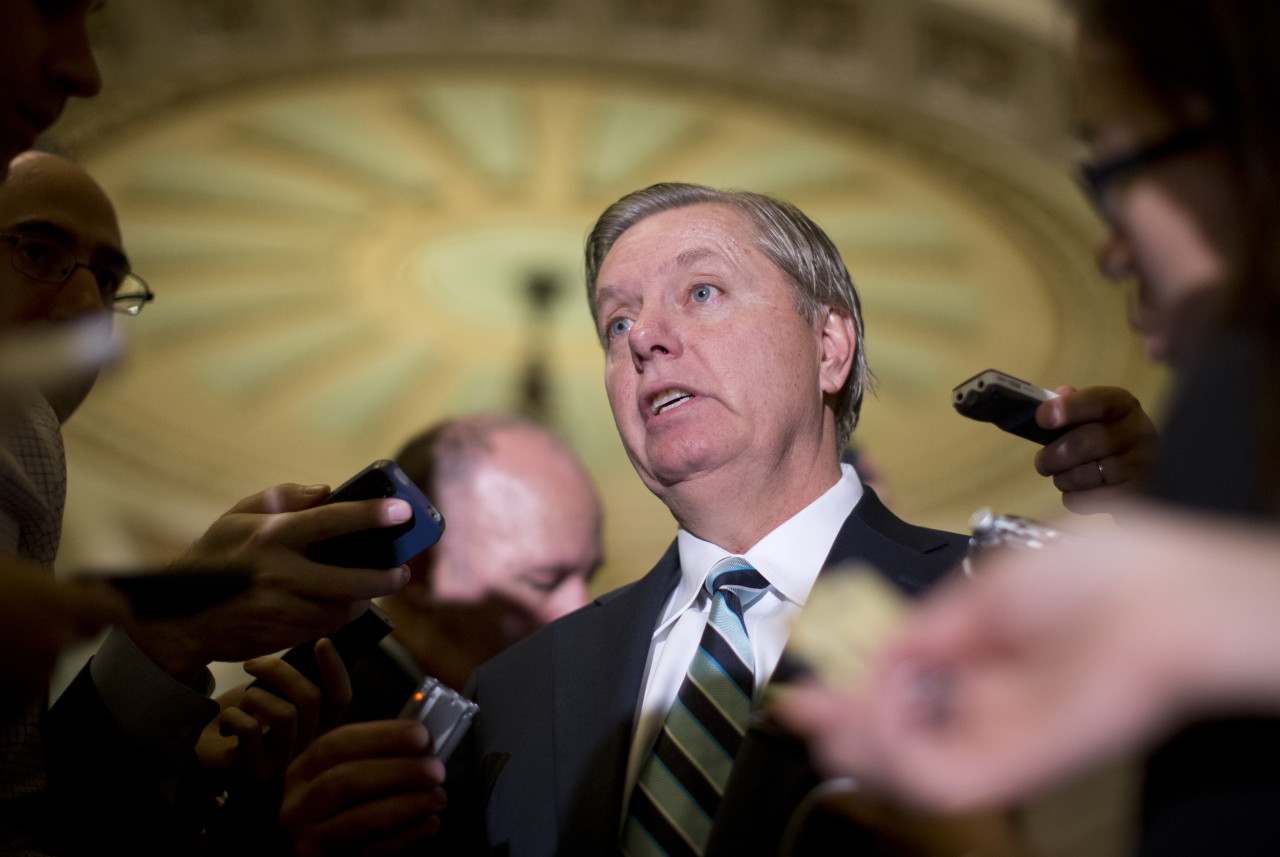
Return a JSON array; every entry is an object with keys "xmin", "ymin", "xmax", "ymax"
[
  {"xmin": 247, "ymin": 603, "xmax": 395, "ymax": 701},
  {"xmin": 69, "ymin": 564, "xmax": 253, "ymax": 621},
  {"xmin": 952, "ymin": 369, "xmax": 1067, "ymax": 445},
  {"xmin": 398, "ymin": 676, "xmax": 479, "ymax": 763},
  {"xmin": 306, "ymin": 460, "xmax": 445, "ymax": 569}
]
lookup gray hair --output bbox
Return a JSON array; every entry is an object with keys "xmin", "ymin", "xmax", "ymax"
[{"xmin": 584, "ymin": 182, "xmax": 871, "ymax": 441}]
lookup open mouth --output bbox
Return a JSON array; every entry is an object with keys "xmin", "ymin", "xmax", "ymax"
[{"xmin": 650, "ymin": 389, "xmax": 693, "ymax": 416}]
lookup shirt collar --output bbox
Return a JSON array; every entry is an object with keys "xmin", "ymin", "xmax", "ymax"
[{"xmin": 658, "ymin": 463, "xmax": 864, "ymax": 636}]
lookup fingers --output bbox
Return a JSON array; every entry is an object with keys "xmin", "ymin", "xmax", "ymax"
[
  {"xmin": 219, "ymin": 705, "xmax": 270, "ymax": 779},
  {"xmin": 252, "ymin": 499, "xmax": 414, "ymax": 557},
  {"xmin": 287, "ymin": 721, "xmax": 436, "ymax": 784},
  {"xmin": 243, "ymin": 656, "xmax": 317, "ymax": 746},
  {"xmin": 1059, "ymin": 484, "xmax": 1135, "ymax": 516},
  {"xmin": 215, "ymin": 483, "xmax": 413, "ymax": 567},
  {"xmin": 282, "ymin": 721, "xmax": 445, "ymax": 857},
  {"xmin": 1046, "ymin": 447, "xmax": 1149, "ymax": 493},
  {"xmin": 314, "ymin": 638, "xmax": 353, "ymax": 731},
  {"xmin": 230, "ymin": 483, "xmax": 331, "ymax": 515},
  {"xmin": 279, "ymin": 565, "xmax": 409, "ymax": 604},
  {"xmin": 1033, "ymin": 387, "xmax": 1157, "ymax": 500},
  {"xmin": 1036, "ymin": 385, "xmax": 1137, "ymax": 431},
  {"xmin": 286, "ymin": 788, "xmax": 446, "ymax": 857}
]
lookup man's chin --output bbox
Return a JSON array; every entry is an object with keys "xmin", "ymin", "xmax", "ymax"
[{"xmin": 40, "ymin": 368, "xmax": 100, "ymax": 423}]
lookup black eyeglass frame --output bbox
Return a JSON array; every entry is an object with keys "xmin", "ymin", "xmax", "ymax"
[
  {"xmin": 1077, "ymin": 125, "xmax": 1218, "ymax": 216},
  {"xmin": 0, "ymin": 231, "xmax": 154, "ymax": 315}
]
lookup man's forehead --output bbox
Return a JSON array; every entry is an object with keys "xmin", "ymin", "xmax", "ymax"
[
  {"xmin": 0, "ymin": 156, "xmax": 123, "ymax": 252},
  {"xmin": 601, "ymin": 204, "xmax": 762, "ymax": 278}
]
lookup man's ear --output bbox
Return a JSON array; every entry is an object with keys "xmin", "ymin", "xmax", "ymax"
[{"xmin": 818, "ymin": 308, "xmax": 856, "ymax": 395}]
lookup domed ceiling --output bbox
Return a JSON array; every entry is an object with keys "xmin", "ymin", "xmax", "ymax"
[{"xmin": 49, "ymin": 0, "xmax": 1165, "ymax": 595}]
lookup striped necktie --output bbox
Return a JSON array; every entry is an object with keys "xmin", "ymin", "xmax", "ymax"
[{"xmin": 622, "ymin": 556, "xmax": 770, "ymax": 857}]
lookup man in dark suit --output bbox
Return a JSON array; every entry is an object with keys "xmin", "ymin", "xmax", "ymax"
[{"xmin": 281, "ymin": 183, "xmax": 969, "ymax": 856}]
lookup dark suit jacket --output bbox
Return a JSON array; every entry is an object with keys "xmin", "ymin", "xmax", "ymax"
[
  {"xmin": 42, "ymin": 667, "xmax": 217, "ymax": 857},
  {"xmin": 439, "ymin": 486, "xmax": 967, "ymax": 857}
]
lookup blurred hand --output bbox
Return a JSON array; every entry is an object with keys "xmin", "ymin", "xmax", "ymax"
[
  {"xmin": 127, "ymin": 483, "xmax": 411, "ymax": 682},
  {"xmin": 281, "ymin": 720, "xmax": 447, "ymax": 857},
  {"xmin": 1034, "ymin": 386, "xmax": 1157, "ymax": 514},
  {"xmin": 197, "ymin": 638, "xmax": 352, "ymax": 785},
  {"xmin": 772, "ymin": 508, "xmax": 1280, "ymax": 813},
  {"xmin": 0, "ymin": 560, "xmax": 129, "ymax": 720}
]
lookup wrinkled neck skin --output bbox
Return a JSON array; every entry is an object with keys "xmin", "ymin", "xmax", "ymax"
[{"xmin": 648, "ymin": 412, "xmax": 844, "ymax": 555}]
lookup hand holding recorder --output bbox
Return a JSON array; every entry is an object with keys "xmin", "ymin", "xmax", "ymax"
[
  {"xmin": 198, "ymin": 638, "xmax": 353, "ymax": 787},
  {"xmin": 953, "ymin": 370, "xmax": 1157, "ymax": 514}
]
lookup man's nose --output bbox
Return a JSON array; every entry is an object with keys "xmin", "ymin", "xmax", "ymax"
[
  {"xmin": 628, "ymin": 306, "xmax": 680, "ymax": 369},
  {"xmin": 51, "ymin": 268, "xmax": 109, "ymax": 323},
  {"xmin": 1095, "ymin": 225, "xmax": 1133, "ymax": 282},
  {"xmin": 47, "ymin": 18, "xmax": 103, "ymax": 99}
]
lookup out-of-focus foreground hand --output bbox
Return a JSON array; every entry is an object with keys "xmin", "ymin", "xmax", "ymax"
[
  {"xmin": 772, "ymin": 506, "xmax": 1280, "ymax": 813},
  {"xmin": 197, "ymin": 638, "xmax": 353, "ymax": 785},
  {"xmin": 280, "ymin": 720, "xmax": 447, "ymax": 857},
  {"xmin": 0, "ymin": 560, "xmax": 129, "ymax": 720},
  {"xmin": 1034, "ymin": 386, "xmax": 1158, "ymax": 514},
  {"xmin": 127, "ymin": 483, "xmax": 410, "ymax": 682}
]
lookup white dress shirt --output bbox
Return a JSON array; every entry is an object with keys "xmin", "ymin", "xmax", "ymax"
[{"xmin": 621, "ymin": 463, "xmax": 863, "ymax": 811}]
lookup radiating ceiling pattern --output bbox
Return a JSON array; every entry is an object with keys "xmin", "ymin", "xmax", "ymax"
[
  {"xmin": 48, "ymin": 0, "xmax": 1164, "ymax": 602},
  {"xmin": 58, "ymin": 65, "xmax": 1161, "ymax": 597}
]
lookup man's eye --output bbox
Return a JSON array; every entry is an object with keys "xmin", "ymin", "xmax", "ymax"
[
  {"xmin": 519, "ymin": 574, "xmax": 562, "ymax": 594},
  {"xmin": 608, "ymin": 317, "xmax": 633, "ymax": 338},
  {"xmin": 18, "ymin": 240, "xmax": 52, "ymax": 264},
  {"xmin": 13, "ymin": 237, "xmax": 71, "ymax": 278},
  {"xmin": 692, "ymin": 284, "xmax": 718, "ymax": 303}
]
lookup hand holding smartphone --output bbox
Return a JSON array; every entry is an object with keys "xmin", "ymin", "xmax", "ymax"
[
  {"xmin": 306, "ymin": 460, "xmax": 445, "ymax": 569},
  {"xmin": 952, "ymin": 369, "xmax": 1068, "ymax": 445}
]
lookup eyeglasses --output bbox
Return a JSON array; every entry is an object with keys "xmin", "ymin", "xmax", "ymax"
[
  {"xmin": 1, "ymin": 232, "xmax": 154, "ymax": 315},
  {"xmin": 1077, "ymin": 125, "xmax": 1217, "ymax": 219}
]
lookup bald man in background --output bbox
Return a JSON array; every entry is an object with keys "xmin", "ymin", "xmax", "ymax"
[{"xmin": 343, "ymin": 413, "xmax": 604, "ymax": 721}]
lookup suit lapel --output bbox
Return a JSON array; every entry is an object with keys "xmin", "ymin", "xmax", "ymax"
[
  {"xmin": 553, "ymin": 542, "xmax": 682, "ymax": 855},
  {"xmin": 825, "ymin": 485, "xmax": 961, "ymax": 594}
]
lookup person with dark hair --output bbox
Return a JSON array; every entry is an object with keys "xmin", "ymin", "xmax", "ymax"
[
  {"xmin": 773, "ymin": 3, "xmax": 1280, "ymax": 854},
  {"xmin": 341, "ymin": 413, "xmax": 603, "ymax": 722}
]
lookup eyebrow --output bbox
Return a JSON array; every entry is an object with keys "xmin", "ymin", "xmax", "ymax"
[
  {"xmin": 6, "ymin": 218, "xmax": 131, "ymax": 271},
  {"xmin": 593, "ymin": 245, "xmax": 730, "ymax": 316},
  {"xmin": 673, "ymin": 247, "xmax": 724, "ymax": 270}
]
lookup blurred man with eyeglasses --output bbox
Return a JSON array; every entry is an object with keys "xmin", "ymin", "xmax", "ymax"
[
  {"xmin": 0, "ymin": 148, "xmax": 418, "ymax": 855},
  {"xmin": 0, "ymin": 6, "xmax": 416, "ymax": 853},
  {"xmin": 0, "ymin": 1, "xmax": 129, "ymax": 849}
]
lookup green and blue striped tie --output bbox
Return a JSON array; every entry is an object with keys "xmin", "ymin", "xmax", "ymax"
[{"xmin": 622, "ymin": 557, "xmax": 770, "ymax": 857}]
